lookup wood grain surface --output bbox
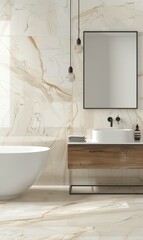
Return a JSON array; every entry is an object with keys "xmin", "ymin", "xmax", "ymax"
[{"xmin": 68, "ymin": 144, "xmax": 143, "ymax": 169}]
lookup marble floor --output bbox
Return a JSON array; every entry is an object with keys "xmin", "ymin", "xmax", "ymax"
[{"xmin": 1, "ymin": 186, "xmax": 143, "ymax": 239}]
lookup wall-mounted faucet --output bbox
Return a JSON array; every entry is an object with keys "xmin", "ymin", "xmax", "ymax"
[
  {"xmin": 107, "ymin": 115, "xmax": 121, "ymax": 127},
  {"xmin": 107, "ymin": 117, "xmax": 113, "ymax": 127}
]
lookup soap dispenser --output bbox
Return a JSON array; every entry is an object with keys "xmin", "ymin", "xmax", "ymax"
[{"xmin": 134, "ymin": 124, "xmax": 141, "ymax": 141}]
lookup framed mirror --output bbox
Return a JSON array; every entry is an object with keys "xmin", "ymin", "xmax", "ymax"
[{"xmin": 83, "ymin": 31, "xmax": 138, "ymax": 109}]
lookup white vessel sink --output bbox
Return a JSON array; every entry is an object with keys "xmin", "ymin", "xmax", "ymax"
[{"xmin": 92, "ymin": 128, "xmax": 133, "ymax": 143}]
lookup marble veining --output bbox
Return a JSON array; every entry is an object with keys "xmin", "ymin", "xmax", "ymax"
[
  {"xmin": 0, "ymin": 0, "xmax": 143, "ymax": 185},
  {"xmin": 1, "ymin": 186, "xmax": 143, "ymax": 239}
]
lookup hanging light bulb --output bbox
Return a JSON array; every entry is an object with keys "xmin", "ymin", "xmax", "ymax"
[
  {"xmin": 67, "ymin": 66, "xmax": 75, "ymax": 82},
  {"xmin": 67, "ymin": 0, "xmax": 75, "ymax": 82},
  {"xmin": 75, "ymin": 0, "xmax": 82, "ymax": 53},
  {"xmin": 75, "ymin": 37, "xmax": 83, "ymax": 53}
]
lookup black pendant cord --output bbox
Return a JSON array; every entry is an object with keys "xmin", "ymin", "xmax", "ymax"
[
  {"xmin": 70, "ymin": 0, "xmax": 72, "ymax": 66},
  {"xmin": 78, "ymin": 0, "xmax": 80, "ymax": 39}
]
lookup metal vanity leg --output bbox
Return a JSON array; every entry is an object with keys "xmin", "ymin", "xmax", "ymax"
[{"xmin": 69, "ymin": 169, "xmax": 72, "ymax": 194}]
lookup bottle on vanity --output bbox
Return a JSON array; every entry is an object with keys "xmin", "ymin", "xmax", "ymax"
[{"xmin": 134, "ymin": 124, "xmax": 141, "ymax": 141}]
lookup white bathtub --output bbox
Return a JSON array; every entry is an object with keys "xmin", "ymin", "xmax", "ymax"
[{"xmin": 0, "ymin": 146, "xmax": 50, "ymax": 200}]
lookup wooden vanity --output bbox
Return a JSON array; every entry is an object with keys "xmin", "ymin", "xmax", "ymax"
[{"xmin": 68, "ymin": 141, "xmax": 143, "ymax": 194}]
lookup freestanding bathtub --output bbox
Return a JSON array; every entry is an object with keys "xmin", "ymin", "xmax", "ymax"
[{"xmin": 0, "ymin": 146, "xmax": 50, "ymax": 200}]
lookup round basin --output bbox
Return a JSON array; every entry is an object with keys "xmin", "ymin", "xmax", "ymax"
[{"xmin": 92, "ymin": 128, "xmax": 133, "ymax": 143}]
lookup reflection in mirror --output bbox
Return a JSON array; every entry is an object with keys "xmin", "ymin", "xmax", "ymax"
[{"xmin": 83, "ymin": 31, "xmax": 138, "ymax": 109}]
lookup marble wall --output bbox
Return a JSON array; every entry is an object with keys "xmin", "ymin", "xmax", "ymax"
[{"xmin": 1, "ymin": 0, "xmax": 143, "ymax": 185}]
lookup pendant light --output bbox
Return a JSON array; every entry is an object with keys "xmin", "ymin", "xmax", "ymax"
[
  {"xmin": 74, "ymin": 0, "xmax": 82, "ymax": 53},
  {"xmin": 67, "ymin": 0, "xmax": 75, "ymax": 82}
]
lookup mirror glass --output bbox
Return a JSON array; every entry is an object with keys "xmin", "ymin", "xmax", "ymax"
[{"xmin": 83, "ymin": 31, "xmax": 138, "ymax": 109}]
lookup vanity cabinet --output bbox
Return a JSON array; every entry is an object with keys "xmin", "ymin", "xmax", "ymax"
[
  {"xmin": 68, "ymin": 143, "xmax": 143, "ymax": 194},
  {"xmin": 68, "ymin": 144, "xmax": 143, "ymax": 169}
]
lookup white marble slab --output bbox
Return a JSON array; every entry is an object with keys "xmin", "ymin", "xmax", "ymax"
[{"xmin": 0, "ymin": 0, "xmax": 143, "ymax": 186}]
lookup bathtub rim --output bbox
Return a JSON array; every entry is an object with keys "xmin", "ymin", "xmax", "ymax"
[{"xmin": 0, "ymin": 146, "xmax": 50, "ymax": 154}]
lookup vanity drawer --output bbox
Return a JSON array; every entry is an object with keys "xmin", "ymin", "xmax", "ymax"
[{"xmin": 68, "ymin": 144, "xmax": 143, "ymax": 169}]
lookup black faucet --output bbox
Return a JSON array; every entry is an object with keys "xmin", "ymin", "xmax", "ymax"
[{"xmin": 107, "ymin": 117, "xmax": 113, "ymax": 127}]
